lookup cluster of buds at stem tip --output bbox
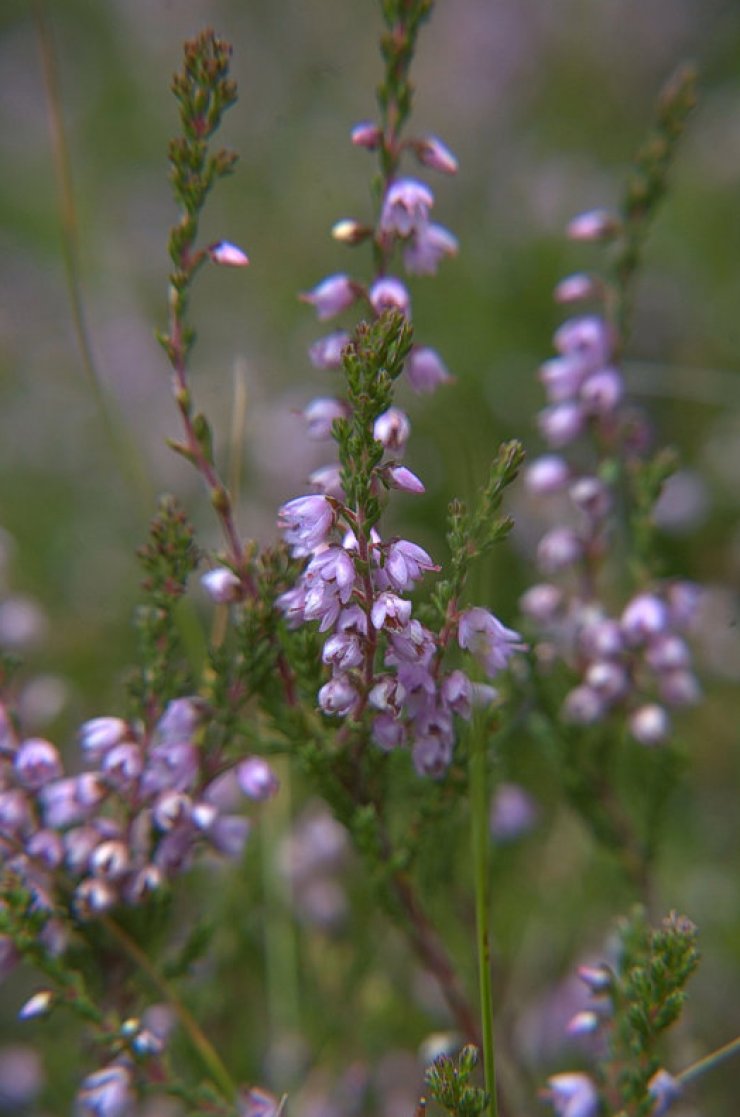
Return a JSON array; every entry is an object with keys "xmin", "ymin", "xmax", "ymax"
[
  {"xmin": 519, "ymin": 209, "xmax": 702, "ymax": 746},
  {"xmin": 0, "ymin": 699, "xmax": 279, "ymax": 938}
]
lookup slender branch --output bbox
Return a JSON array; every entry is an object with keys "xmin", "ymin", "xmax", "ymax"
[
  {"xmin": 470, "ymin": 719, "xmax": 498, "ymax": 1117},
  {"xmin": 101, "ymin": 915, "xmax": 237, "ymax": 1103}
]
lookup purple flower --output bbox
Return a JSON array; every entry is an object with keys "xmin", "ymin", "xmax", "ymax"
[
  {"xmin": 372, "ymin": 713, "xmax": 405, "ymax": 750},
  {"xmin": 369, "ymin": 277, "xmax": 410, "ymax": 317},
  {"xmin": 647, "ymin": 1069, "xmax": 682, "ymax": 1116},
  {"xmin": 566, "ymin": 208, "xmax": 618, "ymax": 242},
  {"xmin": 524, "ymin": 455, "xmax": 570, "ymax": 496},
  {"xmin": 554, "ymin": 273, "xmax": 600, "ymax": 303},
  {"xmin": 458, "ymin": 608, "xmax": 525, "ymax": 677},
  {"xmin": 536, "ymin": 528, "xmax": 583, "ymax": 574},
  {"xmin": 322, "ymin": 631, "xmax": 364, "ymax": 671},
  {"xmin": 403, "ymin": 222, "xmax": 458, "ymax": 275},
  {"xmin": 562, "ymin": 685, "xmax": 605, "ymax": 725},
  {"xmin": 406, "ymin": 346, "xmax": 453, "ymax": 393},
  {"xmin": 544, "ymin": 1072, "xmax": 599, "ymax": 1117},
  {"xmin": 301, "ymin": 274, "xmax": 358, "ymax": 320},
  {"xmin": 278, "ymin": 494, "xmax": 334, "ymax": 556},
  {"xmin": 302, "ymin": 397, "xmax": 348, "ymax": 440},
  {"xmin": 580, "ymin": 366, "xmax": 623, "ymax": 415},
  {"xmin": 201, "ymin": 567, "xmax": 242, "ymax": 603},
  {"xmin": 237, "ymin": 757, "xmax": 280, "ymax": 801},
  {"xmin": 76, "ymin": 1063, "xmax": 134, "ymax": 1117},
  {"xmin": 385, "ymin": 465, "xmax": 425, "ymax": 494},
  {"xmin": 621, "ymin": 593, "xmax": 669, "ymax": 646},
  {"xmin": 554, "ymin": 315, "xmax": 613, "ymax": 368},
  {"xmin": 318, "ymin": 675, "xmax": 359, "ymax": 716},
  {"xmin": 380, "ymin": 178, "xmax": 434, "ymax": 237},
  {"xmin": 413, "ymin": 135, "xmax": 459, "ymax": 175},
  {"xmin": 629, "ymin": 704, "xmax": 670, "ymax": 745},
  {"xmin": 208, "ymin": 240, "xmax": 250, "ymax": 267},
  {"xmin": 373, "ymin": 407, "xmax": 411, "ymax": 451},
  {"xmin": 14, "ymin": 738, "xmax": 62, "ymax": 790},
  {"xmin": 308, "ymin": 330, "xmax": 351, "ymax": 370},
  {"xmin": 79, "ymin": 717, "xmax": 129, "ymax": 762},
  {"xmin": 490, "ymin": 782, "xmax": 538, "ymax": 842},
  {"xmin": 538, "ymin": 401, "xmax": 585, "ymax": 448},
  {"xmin": 371, "ymin": 592, "xmax": 413, "ymax": 631},
  {"xmin": 384, "ymin": 539, "xmax": 437, "ymax": 591},
  {"xmin": 350, "ymin": 120, "xmax": 382, "ymax": 149}
]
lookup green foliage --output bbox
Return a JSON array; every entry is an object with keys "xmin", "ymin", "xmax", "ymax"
[
  {"xmin": 337, "ymin": 310, "xmax": 414, "ymax": 529},
  {"xmin": 604, "ymin": 908, "xmax": 700, "ymax": 1116},
  {"xmin": 429, "ymin": 440, "xmax": 524, "ymax": 626},
  {"xmin": 425, "ymin": 1045, "xmax": 490, "ymax": 1117},
  {"xmin": 128, "ymin": 496, "xmax": 200, "ymax": 721}
]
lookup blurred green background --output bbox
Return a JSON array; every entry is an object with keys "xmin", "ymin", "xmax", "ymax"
[{"xmin": 0, "ymin": 0, "xmax": 739, "ymax": 1113}]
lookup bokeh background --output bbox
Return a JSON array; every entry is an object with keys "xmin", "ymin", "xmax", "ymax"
[{"xmin": 0, "ymin": 0, "xmax": 739, "ymax": 1114}]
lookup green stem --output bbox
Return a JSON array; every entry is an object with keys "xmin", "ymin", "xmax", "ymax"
[
  {"xmin": 101, "ymin": 916, "xmax": 237, "ymax": 1103},
  {"xmin": 677, "ymin": 1034, "xmax": 740, "ymax": 1088},
  {"xmin": 469, "ymin": 718, "xmax": 498, "ymax": 1117}
]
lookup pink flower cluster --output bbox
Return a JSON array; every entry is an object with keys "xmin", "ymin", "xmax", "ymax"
[
  {"xmin": 276, "ymin": 494, "xmax": 523, "ymax": 777},
  {"xmin": 0, "ymin": 698, "xmax": 278, "ymax": 944},
  {"xmin": 521, "ymin": 213, "xmax": 701, "ymax": 745}
]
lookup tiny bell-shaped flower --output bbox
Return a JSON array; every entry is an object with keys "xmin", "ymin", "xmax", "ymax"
[
  {"xmin": 79, "ymin": 717, "xmax": 129, "ymax": 761},
  {"xmin": 369, "ymin": 276, "xmax": 411, "ymax": 317},
  {"xmin": 373, "ymin": 407, "xmax": 411, "ymax": 451},
  {"xmin": 302, "ymin": 397, "xmax": 348, "ymax": 440},
  {"xmin": 237, "ymin": 756, "xmax": 280, "ymax": 801},
  {"xmin": 301, "ymin": 274, "xmax": 358, "ymax": 320},
  {"xmin": 544, "ymin": 1072, "xmax": 599, "ymax": 1117},
  {"xmin": 458, "ymin": 608, "xmax": 525, "ymax": 677},
  {"xmin": 406, "ymin": 346, "xmax": 453, "ymax": 393},
  {"xmin": 554, "ymin": 273, "xmax": 601, "ymax": 303},
  {"xmin": 76, "ymin": 1063, "xmax": 134, "ymax": 1117},
  {"xmin": 208, "ymin": 240, "xmax": 250, "ymax": 267},
  {"xmin": 202, "ymin": 566, "xmax": 243, "ymax": 604},
  {"xmin": 308, "ymin": 330, "xmax": 350, "ymax": 370},
  {"xmin": 380, "ymin": 178, "xmax": 434, "ymax": 237}
]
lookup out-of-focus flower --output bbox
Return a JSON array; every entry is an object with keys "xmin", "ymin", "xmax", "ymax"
[
  {"xmin": 544, "ymin": 1072, "xmax": 599, "ymax": 1117},
  {"xmin": 208, "ymin": 240, "xmax": 250, "ymax": 267}
]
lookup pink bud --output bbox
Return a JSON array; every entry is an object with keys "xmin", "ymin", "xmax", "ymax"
[
  {"xmin": 208, "ymin": 240, "xmax": 250, "ymax": 267},
  {"xmin": 237, "ymin": 757, "xmax": 280, "ymax": 801},
  {"xmin": 629, "ymin": 704, "xmax": 670, "ymax": 746},
  {"xmin": 350, "ymin": 120, "xmax": 383, "ymax": 149},
  {"xmin": 301, "ymin": 274, "xmax": 358, "ymax": 321},
  {"xmin": 554, "ymin": 272, "xmax": 601, "ymax": 303},
  {"xmin": 566, "ymin": 208, "xmax": 620, "ymax": 242},
  {"xmin": 386, "ymin": 465, "xmax": 425, "ymax": 494},
  {"xmin": 19, "ymin": 990, "xmax": 53, "ymax": 1020},
  {"xmin": 413, "ymin": 135, "xmax": 459, "ymax": 175},
  {"xmin": 202, "ymin": 567, "xmax": 243, "ymax": 604}
]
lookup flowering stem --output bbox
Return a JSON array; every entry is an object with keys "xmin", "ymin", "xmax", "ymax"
[
  {"xmin": 677, "ymin": 1034, "xmax": 740, "ymax": 1088},
  {"xmin": 101, "ymin": 916, "xmax": 237, "ymax": 1103},
  {"xmin": 469, "ymin": 717, "xmax": 498, "ymax": 1117}
]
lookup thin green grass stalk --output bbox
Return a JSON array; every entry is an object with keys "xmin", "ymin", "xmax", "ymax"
[
  {"xmin": 678, "ymin": 1035, "xmax": 740, "ymax": 1088},
  {"xmin": 470, "ymin": 717, "xmax": 498, "ymax": 1117},
  {"xmin": 31, "ymin": 0, "xmax": 155, "ymax": 515},
  {"xmin": 102, "ymin": 916, "xmax": 237, "ymax": 1103}
]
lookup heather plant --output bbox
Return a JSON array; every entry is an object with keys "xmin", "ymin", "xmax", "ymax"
[{"xmin": 0, "ymin": 4, "xmax": 739, "ymax": 1117}]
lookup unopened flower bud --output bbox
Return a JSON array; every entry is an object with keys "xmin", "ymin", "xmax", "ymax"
[
  {"xmin": 19, "ymin": 990, "xmax": 53, "ymax": 1020},
  {"xmin": 90, "ymin": 839, "xmax": 130, "ymax": 880},
  {"xmin": 567, "ymin": 208, "xmax": 620, "ymax": 242},
  {"xmin": 208, "ymin": 240, "xmax": 250, "ymax": 267},
  {"xmin": 629, "ymin": 704, "xmax": 670, "ymax": 746},
  {"xmin": 202, "ymin": 567, "xmax": 242, "ymax": 604},
  {"xmin": 554, "ymin": 273, "xmax": 600, "ymax": 303},
  {"xmin": 385, "ymin": 464, "xmax": 425, "ymax": 494},
  {"xmin": 350, "ymin": 120, "xmax": 382, "ymax": 149},
  {"xmin": 413, "ymin": 134, "xmax": 459, "ymax": 175},
  {"xmin": 79, "ymin": 717, "xmax": 129, "ymax": 761},
  {"xmin": 331, "ymin": 219, "xmax": 371, "ymax": 244},
  {"xmin": 524, "ymin": 455, "xmax": 570, "ymax": 496},
  {"xmin": 566, "ymin": 1010, "xmax": 600, "ymax": 1036},
  {"xmin": 14, "ymin": 738, "xmax": 62, "ymax": 791},
  {"xmin": 237, "ymin": 757, "xmax": 280, "ymax": 801}
]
